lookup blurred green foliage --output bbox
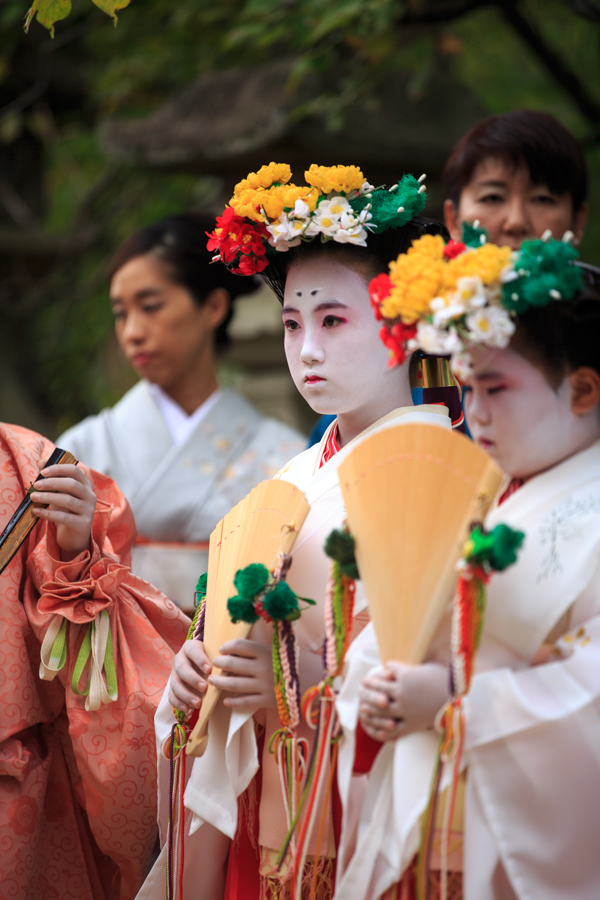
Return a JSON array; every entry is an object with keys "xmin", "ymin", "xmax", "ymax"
[{"xmin": 0, "ymin": 0, "xmax": 598, "ymax": 434}]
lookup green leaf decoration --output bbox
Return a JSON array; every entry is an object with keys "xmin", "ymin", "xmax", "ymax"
[
  {"xmin": 234, "ymin": 563, "xmax": 270, "ymax": 600},
  {"xmin": 502, "ymin": 239, "xmax": 581, "ymax": 314},
  {"xmin": 195, "ymin": 572, "xmax": 208, "ymax": 595},
  {"xmin": 462, "ymin": 220, "xmax": 489, "ymax": 248},
  {"xmin": 25, "ymin": 0, "xmax": 72, "ymax": 38},
  {"xmin": 324, "ymin": 528, "xmax": 360, "ymax": 580},
  {"xmin": 227, "ymin": 595, "xmax": 259, "ymax": 624},
  {"xmin": 92, "ymin": 0, "xmax": 131, "ymax": 25},
  {"xmin": 263, "ymin": 581, "xmax": 300, "ymax": 621}
]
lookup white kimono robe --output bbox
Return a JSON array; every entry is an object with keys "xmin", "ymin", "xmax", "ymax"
[
  {"xmin": 334, "ymin": 439, "xmax": 600, "ymax": 900},
  {"xmin": 138, "ymin": 404, "xmax": 450, "ymax": 898},
  {"xmin": 58, "ymin": 381, "xmax": 304, "ymax": 610}
]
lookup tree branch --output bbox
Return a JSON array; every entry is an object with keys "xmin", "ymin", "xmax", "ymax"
[{"xmin": 499, "ymin": 0, "xmax": 600, "ymax": 132}]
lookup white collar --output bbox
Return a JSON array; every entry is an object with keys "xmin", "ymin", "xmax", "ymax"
[{"xmin": 147, "ymin": 383, "xmax": 222, "ymax": 446}]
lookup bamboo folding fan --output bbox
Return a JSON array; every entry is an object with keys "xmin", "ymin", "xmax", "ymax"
[
  {"xmin": 0, "ymin": 447, "xmax": 78, "ymax": 575},
  {"xmin": 337, "ymin": 423, "xmax": 502, "ymax": 665},
  {"xmin": 186, "ymin": 478, "xmax": 310, "ymax": 757}
]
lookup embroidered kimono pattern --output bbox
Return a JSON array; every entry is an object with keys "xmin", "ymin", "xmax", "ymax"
[
  {"xmin": 59, "ymin": 382, "xmax": 304, "ymax": 610},
  {"xmin": 0, "ymin": 423, "xmax": 189, "ymax": 900}
]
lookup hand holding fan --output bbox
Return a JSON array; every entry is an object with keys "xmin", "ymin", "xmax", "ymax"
[{"xmin": 186, "ymin": 479, "xmax": 309, "ymax": 757}]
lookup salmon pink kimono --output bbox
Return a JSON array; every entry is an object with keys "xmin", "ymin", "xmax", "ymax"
[{"xmin": 0, "ymin": 423, "xmax": 189, "ymax": 900}]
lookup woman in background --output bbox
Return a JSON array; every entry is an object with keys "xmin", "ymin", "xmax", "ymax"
[
  {"xmin": 443, "ymin": 109, "xmax": 588, "ymax": 249},
  {"xmin": 59, "ymin": 213, "xmax": 304, "ymax": 614}
]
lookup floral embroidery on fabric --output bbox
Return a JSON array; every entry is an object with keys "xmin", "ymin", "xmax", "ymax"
[
  {"xmin": 551, "ymin": 625, "xmax": 592, "ymax": 659},
  {"xmin": 7, "ymin": 795, "xmax": 38, "ymax": 835},
  {"xmin": 537, "ymin": 495, "xmax": 600, "ymax": 582}
]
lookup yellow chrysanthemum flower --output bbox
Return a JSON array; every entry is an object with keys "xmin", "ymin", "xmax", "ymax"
[
  {"xmin": 233, "ymin": 162, "xmax": 292, "ymax": 197},
  {"xmin": 444, "ymin": 244, "xmax": 511, "ymax": 292},
  {"xmin": 279, "ymin": 184, "xmax": 319, "ymax": 212},
  {"xmin": 383, "ymin": 235, "xmax": 445, "ymax": 321},
  {"xmin": 304, "ymin": 164, "xmax": 366, "ymax": 195},
  {"xmin": 382, "ymin": 236, "xmax": 446, "ymax": 323}
]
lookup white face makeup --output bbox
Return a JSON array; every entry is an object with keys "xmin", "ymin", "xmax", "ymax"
[
  {"xmin": 282, "ymin": 256, "xmax": 411, "ymax": 444},
  {"xmin": 463, "ymin": 345, "xmax": 600, "ymax": 480}
]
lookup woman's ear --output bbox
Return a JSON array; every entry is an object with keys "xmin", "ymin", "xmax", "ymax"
[
  {"xmin": 205, "ymin": 287, "xmax": 231, "ymax": 330},
  {"xmin": 569, "ymin": 366, "xmax": 600, "ymax": 416},
  {"xmin": 443, "ymin": 199, "xmax": 462, "ymax": 243}
]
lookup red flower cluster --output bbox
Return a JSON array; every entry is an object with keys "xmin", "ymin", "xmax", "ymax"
[
  {"xmin": 368, "ymin": 272, "xmax": 391, "ymax": 321},
  {"xmin": 379, "ymin": 321, "xmax": 417, "ymax": 368},
  {"xmin": 443, "ymin": 240, "xmax": 466, "ymax": 259},
  {"xmin": 206, "ymin": 207, "xmax": 270, "ymax": 275}
]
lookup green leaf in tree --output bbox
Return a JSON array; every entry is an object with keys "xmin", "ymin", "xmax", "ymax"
[
  {"xmin": 24, "ymin": 0, "xmax": 72, "ymax": 38},
  {"xmin": 92, "ymin": 0, "xmax": 131, "ymax": 25}
]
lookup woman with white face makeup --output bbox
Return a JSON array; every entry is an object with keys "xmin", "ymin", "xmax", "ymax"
[
  {"xmin": 335, "ymin": 234, "xmax": 600, "ymax": 900},
  {"xmin": 139, "ymin": 164, "xmax": 453, "ymax": 900}
]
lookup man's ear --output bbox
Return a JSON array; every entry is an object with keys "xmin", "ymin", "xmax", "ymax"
[
  {"xmin": 443, "ymin": 199, "xmax": 462, "ymax": 243},
  {"xmin": 205, "ymin": 287, "xmax": 231, "ymax": 330},
  {"xmin": 569, "ymin": 366, "xmax": 600, "ymax": 415}
]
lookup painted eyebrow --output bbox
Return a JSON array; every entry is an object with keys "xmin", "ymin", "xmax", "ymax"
[
  {"xmin": 281, "ymin": 300, "xmax": 349, "ymax": 315},
  {"xmin": 474, "ymin": 370, "xmax": 505, "ymax": 381}
]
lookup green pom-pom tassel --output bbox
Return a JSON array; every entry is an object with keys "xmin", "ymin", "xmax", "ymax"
[
  {"xmin": 351, "ymin": 173, "xmax": 427, "ymax": 234},
  {"xmin": 466, "ymin": 524, "xmax": 524, "ymax": 572},
  {"xmin": 234, "ymin": 563, "xmax": 270, "ymax": 600},
  {"xmin": 488, "ymin": 524, "xmax": 525, "ymax": 571},
  {"xmin": 263, "ymin": 582, "xmax": 300, "ymax": 621},
  {"xmin": 227, "ymin": 595, "xmax": 259, "ymax": 624},
  {"xmin": 503, "ymin": 239, "xmax": 581, "ymax": 314},
  {"xmin": 324, "ymin": 528, "xmax": 360, "ymax": 579},
  {"xmin": 195, "ymin": 572, "xmax": 208, "ymax": 595},
  {"xmin": 462, "ymin": 221, "xmax": 489, "ymax": 248}
]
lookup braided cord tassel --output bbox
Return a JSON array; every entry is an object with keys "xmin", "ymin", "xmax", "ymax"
[
  {"xmin": 416, "ymin": 523, "xmax": 524, "ymax": 900},
  {"xmin": 163, "ymin": 575, "xmax": 208, "ymax": 900}
]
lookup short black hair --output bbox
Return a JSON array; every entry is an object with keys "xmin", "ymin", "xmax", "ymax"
[
  {"xmin": 109, "ymin": 212, "xmax": 258, "ymax": 347},
  {"xmin": 444, "ymin": 110, "xmax": 587, "ymax": 212},
  {"xmin": 511, "ymin": 263, "xmax": 600, "ymax": 386},
  {"xmin": 262, "ymin": 216, "xmax": 450, "ymax": 303}
]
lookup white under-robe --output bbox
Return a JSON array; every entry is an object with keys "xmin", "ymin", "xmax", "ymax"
[
  {"xmin": 334, "ymin": 439, "xmax": 600, "ymax": 900},
  {"xmin": 58, "ymin": 380, "xmax": 304, "ymax": 610},
  {"xmin": 137, "ymin": 404, "xmax": 451, "ymax": 898}
]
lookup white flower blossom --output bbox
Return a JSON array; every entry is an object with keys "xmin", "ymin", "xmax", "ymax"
[
  {"xmin": 293, "ymin": 198, "xmax": 311, "ymax": 218},
  {"xmin": 465, "ymin": 305, "xmax": 515, "ymax": 347},
  {"xmin": 416, "ymin": 321, "xmax": 462, "ymax": 355}
]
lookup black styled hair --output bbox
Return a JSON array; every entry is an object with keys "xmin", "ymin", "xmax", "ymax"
[
  {"xmin": 262, "ymin": 216, "xmax": 450, "ymax": 303},
  {"xmin": 444, "ymin": 110, "xmax": 587, "ymax": 212},
  {"xmin": 511, "ymin": 263, "xmax": 600, "ymax": 386},
  {"xmin": 109, "ymin": 212, "xmax": 258, "ymax": 347}
]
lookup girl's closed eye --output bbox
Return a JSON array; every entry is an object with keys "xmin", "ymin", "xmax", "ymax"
[
  {"xmin": 478, "ymin": 192, "xmax": 505, "ymax": 205},
  {"xmin": 487, "ymin": 384, "xmax": 507, "ymax": 395}
]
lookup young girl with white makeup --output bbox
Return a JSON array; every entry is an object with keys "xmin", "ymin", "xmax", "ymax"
[
  {"xmin": 334, "ymin": 233, "xmax": 600, "ymax": 900},
  {"xmin": 138, "ymin": 164, "xmax": 453, "ymax": 900}
]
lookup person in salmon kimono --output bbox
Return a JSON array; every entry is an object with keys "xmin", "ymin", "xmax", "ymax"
[
  {"xmin": 0, "ymin": 423, "xmax": 189, "ymax": 900},
  {"xmin": 137, "ymin": 163, "xmax": 454, "ymax": 900},
  {"xmin": 335, "ymin": 231, "xmax": 600, "ymax": 899}
]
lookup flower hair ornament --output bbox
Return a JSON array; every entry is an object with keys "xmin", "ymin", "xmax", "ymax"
[
  {"xmin": 207, "ymin": 162, "xmax": 428, "ymax": 275},
  {"xmin": 369, "ymin": 224, "xmax": 583, "ymax": 379}
]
